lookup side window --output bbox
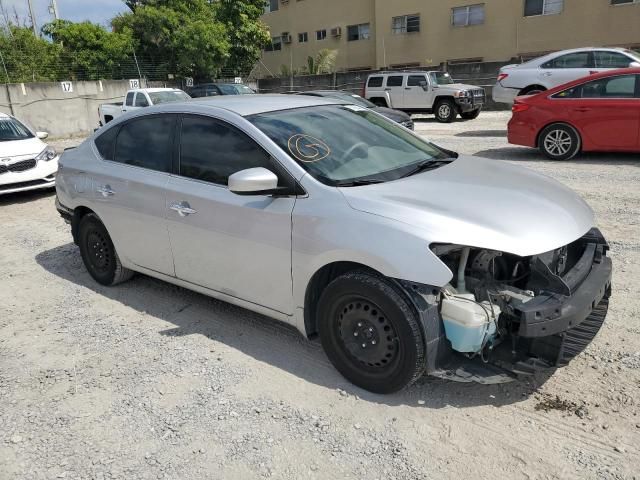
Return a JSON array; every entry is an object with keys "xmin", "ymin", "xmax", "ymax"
[
  {"xmin": 367, "ymin": 76, "xmax": 383, "ymax": 88},
  {"xmin": 94, "ymin": 126, "xmax": 118, "ymax": 161},
  {"xmin": 582, "ymin": 75, "xmax": 637, "ymax": 98},
  {"xmin": 179, "ymin": 115, "xmax": 273, "ymax": 186},
  {"xmin": 407, "ymin": 75, "xmax": 427, "ymax": 87},
  {"xmin": 125, "ymin": 92, "xmax": 135, "ymax": 107},
  {"xmin": 386, "ymin": 76, "xmax": 404, "ymax": 87},
  {"xmin": 594, "ymin": 51, "xmax": 634, "ymax": 69},
  {"xmin": 134, "ymin": 94, "xmax": 149, "ymax": 107},
  {"xmin": 114, "ymin": 115, "xmax": 175, "ymax": 172},
  {"xmin": 542, "ymin": 52, "xmax": 592, "ymax": 69}
]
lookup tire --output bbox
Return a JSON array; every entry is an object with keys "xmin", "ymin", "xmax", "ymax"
[
  {"xmin": 460, "ymin": 108, "xmax": 481, "ymax": 120},
  {"xmin": 317, "ymin": 271, "xmax": 425, "ymax": 393},
  {"xmin": 78, "ymin": 213, "xmax": 133, "ymax": 286},
  {"xmin": 538, "ymin": 123, "xmax": 581, "ymax": 160},
  {"xmin": 519, "ymin": 86, "xmax": 546, "ymax": 96},
  {"xmin": 370, "ymin": 97, "xmax": 388, "ymax": 108},
  {"xmin": 434, "ymin": 99, "xmax": 457, "ymax": 123}
]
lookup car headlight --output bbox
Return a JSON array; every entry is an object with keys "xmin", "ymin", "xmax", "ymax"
[
  {"xmin": 454, "ymin": 90, "xmax": 470, "ymax": 98},
  {"xmin": 35, "ymin": 146, "xmax": 57, "ymax": 161}
]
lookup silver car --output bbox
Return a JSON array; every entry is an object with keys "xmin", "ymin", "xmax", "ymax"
[{"xmin": 55, "ymin": 96, "xmax": 612, "ymax": 393}]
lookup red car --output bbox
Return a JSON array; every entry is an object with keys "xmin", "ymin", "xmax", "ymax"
[{"xmin": 508, "ymin": 68, "xmax": 640, "ymax": 160}]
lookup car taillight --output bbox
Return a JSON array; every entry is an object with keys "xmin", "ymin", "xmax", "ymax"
[
  {"xmin": 497, "ymin": 73, "xmax": 509, "ymax": 83},
  {"xmin": 512, "ymin": 102, "xmax": 531, "ymax": 113}
]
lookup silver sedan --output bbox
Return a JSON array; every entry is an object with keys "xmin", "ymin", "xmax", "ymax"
[{"xmin": 55, "ymin": 95, "xmax": 612, "ymax": 393}]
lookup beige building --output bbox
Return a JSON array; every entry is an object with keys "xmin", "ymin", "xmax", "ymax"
[{"xmin": 257, "ymin": 0, "xmax": 640, "ymax": 76}]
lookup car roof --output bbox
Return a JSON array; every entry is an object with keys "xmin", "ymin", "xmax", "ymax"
[
  {"xmin": 135, "ymin": 88, "xmax": 183, "ymax": 93},
  {"xmin": 187, "ymin": 94, "xmax": 344, "ymax": 116},
  {"xmin": 526, "ymin": 47, "xmax": 634, "ymax": 65}
]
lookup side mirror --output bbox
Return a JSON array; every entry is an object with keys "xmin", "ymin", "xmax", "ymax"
[
  {"xmin": 629, "ymin": 61, "xmax": 640, "ymax": 68},
  {"xmin": 36, "ymin": 131, "xmax": 49, "ymax": 139},
  {"xmin": 419, "ymin": 81, "xmax": 429, "ymax": 91},
  {"xmin": 229, "ymin": 167, "xmax": 279, "ymax": 195}
]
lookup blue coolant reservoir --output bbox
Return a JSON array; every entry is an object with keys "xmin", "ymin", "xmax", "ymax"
[{"xmin": 441, "ymin": 294, "xmax": 499, "ymax": 353}]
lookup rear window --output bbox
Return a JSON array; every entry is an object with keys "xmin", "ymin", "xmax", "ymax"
[
  {"xmin": 367, "ymin": 76, "xmax": 383, "ymax": 88},
  {"xmin": 94, "ymin": 127, "xmax": 118, "ymax": 160}
]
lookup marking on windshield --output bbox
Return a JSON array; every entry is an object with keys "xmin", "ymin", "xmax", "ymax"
[{"xmin": 287, "ymin": 134, "xmax": 331, "ymax": 163}]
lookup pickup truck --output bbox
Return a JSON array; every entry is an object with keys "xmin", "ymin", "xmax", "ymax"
[{"xmin": 98, "ymin": 88, "xmax": 191, "ymax": 126}]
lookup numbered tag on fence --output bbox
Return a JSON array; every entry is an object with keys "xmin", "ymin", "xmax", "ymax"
[
  {"xmin": 185, "ymin": 77, "xmax": 194, "ymax": 87},
  {"xmin": 129, "ymin": 79, "xmax": 141, "ymax": 89},
  {"xmin": 234, "ymin": 77, "xmax": 242, "ymax": 84},
  {"xmin": 61, "ymin": 81, "xmax": 73, "ymax": 93}
]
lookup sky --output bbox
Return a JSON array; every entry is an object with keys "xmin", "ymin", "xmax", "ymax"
[{"xmin": 1, "ymin": 0, "xmax": 129, "ymax": 28}]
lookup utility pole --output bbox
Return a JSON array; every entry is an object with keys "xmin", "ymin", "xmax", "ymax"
[
  {"xmin": 27, "ymin": 0, "xmax": 38, "ymax": 37},
  {"xmin": 49, "ymin": 0, "xmax": 60, "ymax": 20}
]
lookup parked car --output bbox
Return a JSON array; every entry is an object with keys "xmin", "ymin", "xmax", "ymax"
[
  {"xmin": 493, "ymin": 47, "xmax": 640, "ymax": 105},
  {"xmin": 297, "ymin": 90, "xmax": 414, "ymax": 129},
  {"xmin": 188, "ymin": 83, "xmax": 256, "ymax": 98},
  {"xmin": 508, "ymin": 68, "xmax": 640, "ymax": 160},
  {"xmin": 363, "ymin": 71, "xmax": 485, "ymax": 123},
  {"xmin": 56, "ymin": 95, "xmax": 611, "ymax": 393},
  {"xmin": 98, "ymin": 88, "xmax": 191, "ymax": 126},
  {"xmin": 0, "ymin": 113, "xmax": 58, "ymax": 195}
]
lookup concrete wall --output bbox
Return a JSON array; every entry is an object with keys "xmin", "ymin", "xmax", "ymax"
[{"xmin": 0, "ymin": 80, "xmax": 136, "ymax": 138}]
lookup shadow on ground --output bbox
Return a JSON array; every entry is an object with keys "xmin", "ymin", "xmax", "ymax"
[
  {"xmin": 456, "ymin": 129, "xmax": 507, "ymax": 138},
  {"xmin": 36, "ymin": 242, "xmax": 553, "ymax": 409},
  {"xmin": 474, "ymin": 146, "xmax": 640, "ymax": 165},
  {"xmin": 0, "ymin": 188, "xmax": 55, "ymax": 206}
]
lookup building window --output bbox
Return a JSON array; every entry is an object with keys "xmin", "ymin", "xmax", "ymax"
[
  {"xmin": 316, "ymin": 29, "xmax": 327, "ymax": 41},
  {"xmin": 452, "ymin": 4, "xmax": 485, "ymax": 26},
  {"xmin": 611, "ymin": 0, "xmax": 639, "ymax": 4},
  {"xmin": 347, "ymin": 23, "xmax": 370, "ymax": 41},
  {"xmin": 524, "ymin": 0, "xmax": 564, "ymax": 16},
  {"xmin": 264, "ymin": 0, "xmax": 279, "ymax": 13},
  {"xmin": 264, "ymin": 36, "xmax": 282, "ymax": 52},
  {"xmin": 392, "ymin": 14, "xmax": 420, "ymax": 34},
  {"xmin": 298, "ymin": 32, "xmax": 308, "ymax": 43}
]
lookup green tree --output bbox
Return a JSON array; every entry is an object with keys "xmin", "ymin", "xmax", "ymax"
[
  {"xmin": 42, "ymin": 20, "xmax": 134, "ymax": 80},
  {"xmin": 0, "ymin": 26, "xmax": 61, "ymax": 83},
  {"xmin": 214, "ymin": 0, "xmax": 271, "ymax": 75},
  {"xmin": 113, "ymin": 0, "xmax": 229, "ymax": 80},
  {"xmin": 304, "ymin": 49, "xmax": 338, "ymax": 75}
]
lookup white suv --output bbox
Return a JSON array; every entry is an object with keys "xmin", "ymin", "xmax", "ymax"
[
  {"xmin": 493, "ymin": 47, "xmax": 640, "ymax": 104},
  {"xmin": 363, "ymin": 71, "xmax": 485, "ymax": 123}
]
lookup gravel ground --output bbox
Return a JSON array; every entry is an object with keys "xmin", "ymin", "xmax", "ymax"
[{"xmin": 1, "ymin": 111, "xmax": 639, "ymax": 479}]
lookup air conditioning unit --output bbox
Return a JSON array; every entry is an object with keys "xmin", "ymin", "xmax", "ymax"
[
  {"xmin": 330, "ymin": 27, "xmax": 342, "ymax": 37},
  {"xmin": 282, "ymin": 33, "xmax": 292, "ymax": 44}
]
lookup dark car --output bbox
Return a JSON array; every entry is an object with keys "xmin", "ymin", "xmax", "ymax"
[
  {"xmin": 297, "ymin": 90, "xmax": 414, "ymax": 130},
  {"xmin": 188, "ymin": 83, "xmax": 256, "ymax": 98}
]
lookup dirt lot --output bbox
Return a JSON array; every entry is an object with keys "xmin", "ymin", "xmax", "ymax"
[{"xmin": 1, "ymin": 111, "xmax": 639, "ymax": 479}]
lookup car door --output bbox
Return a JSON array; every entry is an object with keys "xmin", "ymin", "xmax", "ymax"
[
  {"xmin": 593, "ymin": 50, "xmax": 638, "ymax": 72},
  {"xmin": 568, "ymin": 74, "xmax": 640, "ymax": 150},
  {"xmin": 404, "ymin": 74, "xmax": 430, "ymax": 109},
  {"xmin": 91, "ymin": 114, "xmax": 176, "ymax": 275},
  {"xmin": 122, "ymin": 91, "xmax": 135, "ymax": 114},
  {"xmin": 538, "ymin": 51, "xmax": 594, "ymax": 89},
  {"xmin": 385, "ymin": 75, "xmax": 405, "ymax": 108},
  {"xmin": 165, "ymin": 114, "xmax": 296, "ymax": 315}
]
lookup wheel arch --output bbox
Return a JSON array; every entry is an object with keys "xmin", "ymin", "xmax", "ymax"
[
  {"xmin": 71, "ymin": 205, "xmax": 98, "ymax": 245},
  {"xmin": 519, "ymin": 84, "xmax": 547, "ymax": 96}
]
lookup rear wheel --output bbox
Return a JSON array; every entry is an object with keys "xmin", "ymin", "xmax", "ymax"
[
  {"xmin": 539, "ymin": 123, "xmax": 581, "ymax": 160},
  {"xmin": 434, "ymin": 99, "xmax": 457, "ymax": 123},
  {"xmin": 460, "ymin": 108, "xmax": 481, "ymax": 120},
  {"xmin": 317, "ymin": 271, "xmax": 425, "ymax": 393},
  {"xmin": 519, "ymin": 85, "xmax": 546, "ymax": 96},
  {"xmin": 78, "ymin": 213, "xmax": 133, "ymax": 286}
]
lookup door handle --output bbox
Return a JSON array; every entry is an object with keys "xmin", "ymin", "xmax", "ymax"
[
  {"xmin": 573, "ymin": 107, "xmax": 591, "ymax": 113},
  {"xmin": 405, "ymin": 87, "xmax": 412, "ymax": 90},
  {"xmin": 384, "ymin": 88, "xmax": 391, "ymax": 91},
  {"xmin": 542, "ymin": 72, "xmax": 552, "ymax": 77},
  {"xmin": 169, "ymin": 201, "xmax": 197, "ymax": 217},
  {"xmin": 97, "ymin": 185, "xmax": 115, "ymax": 197}
]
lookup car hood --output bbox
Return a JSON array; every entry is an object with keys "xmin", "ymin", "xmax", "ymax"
[
  {"xmin": 0, "ymin": 137, "xmax": 46, "ymax": 158},
  {"xmin": 372, "ymin": 106, "xmax": 411, "ymax": 123},
  {"xmin": 438, "ymin": 83, "xmax": 483, "ymax": 92},
  {"xmin": 339, "ymin": 155, "xmax": 594, "ymax": 257}
]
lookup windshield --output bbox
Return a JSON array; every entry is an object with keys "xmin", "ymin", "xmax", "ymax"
[
  {"xmin": 219, "ymin": 84, "xmax": 255, "ymax": 95},
  {"xmin": 148, "ymin": 90, "xmax": 191, "ymax": 105},
  {"xmin": 0, "ymin": 117, "xmax": 34, "ymax": 141},
  {"xmin": 249, "ymin": 105, "xmax": 451, "ymax": 185},
  {"xmin": 321, "ymin": 92, "xmax": 376, "ymax": 108},
  {"xmin": 429, "ymin": 72, "xmax": 454, "ymax": 85}
]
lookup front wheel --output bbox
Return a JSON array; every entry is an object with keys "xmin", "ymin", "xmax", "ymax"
[
  {"xmin": 78, "ymin": 213, "xmax": 134, "ymax": 286},
  {"xmin": 539, "ymin": 123, "xmax": 581, "ymax": 160},
  {"xmin": 460, "ymin": 108, "xmax": 481, "ymax": 120},
  {"xmin": 434, "ymin": 99, "xmax": 457, "ymax": 123},
  {"xmin": 317, "ymin": 271, "xmax": 425, "ymax": 393}
]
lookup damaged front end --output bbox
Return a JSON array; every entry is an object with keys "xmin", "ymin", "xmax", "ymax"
[{"xmin": 400, "ymin": 228, "xmax": 612, "ymax": 384}]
